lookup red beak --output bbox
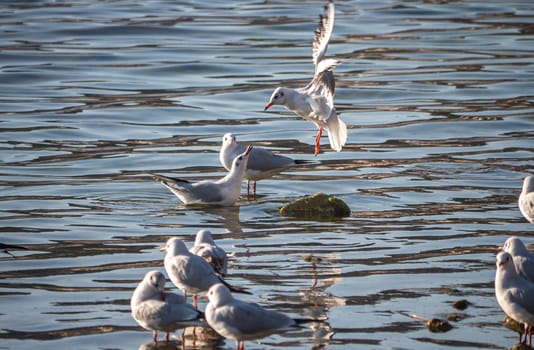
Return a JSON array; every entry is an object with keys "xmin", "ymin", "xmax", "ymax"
[
  {"xmin": 159, "ymin": 292, "xmax": 166, "ymax": 301},
  {"xmin": 245, "ymin": 145, "xmax": 253, "ymax": 156},
  {"xmin": 264, "ymin": 102, "xmax": 273, "ymax": 111}
]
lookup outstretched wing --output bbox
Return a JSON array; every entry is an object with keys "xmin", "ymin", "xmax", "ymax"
[{"xmin": 312, "ymin": 0, "xmax": 335, "ymax": 68}]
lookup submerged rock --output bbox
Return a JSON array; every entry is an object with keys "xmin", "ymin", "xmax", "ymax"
[
  {"xmin": 446, "ymin": 313, "xmax": 466, "ymax": 322},
  {"xmin": 280, "ymin": 193, "xmax": 350, "ymax": 219},
  {"xmin": 426, "ymin": 318, "xmax": 453, "ymax": 333},
  {"xmin": 511, "ymin": 343, "xmax": 531, "ymax": 350},
  {"xmin": 452, "ymin": 299, "xmax": 470, "ymax": 310}
]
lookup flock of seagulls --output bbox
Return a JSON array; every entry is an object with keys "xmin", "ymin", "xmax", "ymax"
[
  {"xmin": 131, "ymin": 231, "xmax": 319, "ymax": 349},
  {"xmin": 133, "ymin": 173, "xmax": 534, "ymax": 348},
  {"xmin": 2, "ymin": 0, "xmax": 530, "ymax": 348},
  {"xmin": 153, "ymin": 0, "xmax": 344, "ymax": 204},
  {"xmin": 140, "ymin": 2, "xmax": 345, "ymax": 347}
]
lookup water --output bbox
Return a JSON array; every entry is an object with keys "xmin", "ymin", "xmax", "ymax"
[{"xmin": 1, "ymin": 0, "xmax": 533, "ymax": 349}]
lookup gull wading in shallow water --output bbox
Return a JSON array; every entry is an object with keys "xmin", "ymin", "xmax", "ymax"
[
  {"xmin": 161, "ymin": 237, "xmax": 250, "ymax": 308},
  {"xmin": 189, "ymin": 229, "xmax": 229, "ymax": 277},
  {"xmin": 130, "ymin": 270, "xmax": 202, "ymax": 344},
  {"xmin": 219, "ymin": 133, "xmax": 304, "ymax": 197},
  {"xmin": 265, "ymin": 0, "xmax": 347, "ymax": 156},
  {"xmin": 153, "ymin": 145, "xmax": 252, "ymax": 206},
  {"xmin": 495, "ymin": 251, "xmax": 534, "ymax": 346},
  {"xmin": 519, "ymin": 175, "xmax": 534, "ymax": 223},
  {"xmin": 205, "ymin": 283, "xmax": 318, "ymax": 350},
  {"xmin": 501, "ymin": 236, "xmax": 534, "ymax": 283}
]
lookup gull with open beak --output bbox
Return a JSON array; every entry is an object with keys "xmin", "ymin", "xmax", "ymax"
[{"xmin": 153, "ymin": 145, "xmax": 253, "ymax": 206}]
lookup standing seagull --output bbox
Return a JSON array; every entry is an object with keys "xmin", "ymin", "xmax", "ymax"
[
  {"xmin": 189, "ymin": 229, "xmax": 229, "ymax": 277},
  {"xmin": 265, "ymin": 0, "xmax": 347, "ymax": 156},
  {"xmin": 219, "ymin": 133, "xmax": 303, "ymax": 197},
  {"xmin": 502, "ymin": 236, "xmax": 534, "ymax": 283},
  {"xmin": 519, "ymin": 175, "xmax": 534, "ymax": 223},
  {"xmin": 130, "ymin": 270, "xmax": 203, "ymax": 344},
  {"xmin": 161, "ymin": 237, "xmax": 249, "ymax": 308},
  {"xmin": 495, "ymin": 251, "xmax": 534, "ymax": 346},
  {"xmin": 205, "ymin": 283, "xmax": 316, "ymax": 350},
  {"xmin": 153, "ymin": 145, "xmax": 252, "ymax": 206}
]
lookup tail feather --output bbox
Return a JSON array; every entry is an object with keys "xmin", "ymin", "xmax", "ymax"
[
  {"xmin": 325, "ymin": 111, "xmax": 347, "ymax": 152},
  {"xmin": 220, "ymin": 278, "xmax": 252, "ymax": 295},
  {"xmin": 293, "ymin": 316, "xmax": 328, "ymax": 325},
  {"xmin": 294, "ymin": 159, "xmax": 313, "ymax": 165},
  {"xmin": 152, "ymin": 173, "xmax": 190, "ymax": 185}
]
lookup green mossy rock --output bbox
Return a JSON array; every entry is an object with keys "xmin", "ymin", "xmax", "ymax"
[
  {"xmin": 504, "ymin": 316, "xmax": 525, "ymax": 335},
  {"xmin": 280, "ymin": 193, "xmax": 350, "ymax": 219}
]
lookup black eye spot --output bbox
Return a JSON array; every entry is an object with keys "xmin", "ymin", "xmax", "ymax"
[{"xmin": 280, "ymin": 91, "xmax": 284, "ymax": 97}]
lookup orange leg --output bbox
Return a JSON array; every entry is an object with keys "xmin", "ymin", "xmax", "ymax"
[
  {"xmin": 246, "ymin": 180, "xmax": 251, "ymax": 199},
  {"xmin": 253, "ymin": 181, "xmax": 257, "ymax": 199},
  {"xmin": 152, "ymin": 330, "xmax": 158, "ymax": 344},
  {"xmin": 314, "ymin": 128, "xmax": 323, "ymax": 156},
  {"xmin": 193, "ymin": 293, "xmax": 198, "ymax": 309},
  {"xmin": 165, "ymin": 331, "xmax": 170, "ymax": 344}
]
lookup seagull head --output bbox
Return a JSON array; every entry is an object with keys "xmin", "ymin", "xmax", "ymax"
[
  {"xmin": 523, "ymin": 175, "xmax": 534, "ymax": 194},
  {"xmin": 502, "ymin": 236, "xmax": 529, "ymax": 256},
  {"xmin": 195, "ymin": 229, "xmax": 215, "ymax": 246},
  {"xmin": 222, "ymin": 133, "xmax": 237, "ymax": 147},
  {"xmin": 161, "ymin": 237, "xmax": 189, "ymax": 257},
  {"xmin": 230, "ymin": 145, "xmax": 253, "ymax": 172},
  {"xmin": 145, "ymin": 270, "xmax": 166, "ymax": 299},
  {"xmin": 207, "ymin": 283, "xmax": 234, "ymax": 307},
  {"xmin": 496, "ymin": 251, "xmax": 513, "ymax": 269},
  {"xmin": 132, "ymin": 270, "xmax": 166, "ymax": 307},
  {"xmin": 265, "ymin": 87, "xmax": 288, "ymax": 110}
]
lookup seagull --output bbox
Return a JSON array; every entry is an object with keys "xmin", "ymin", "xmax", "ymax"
[
  {"xmin": 205, "ymin": 283, "xmax": 320, "ymax": 350},
  {"xmin": 130, "ymin": 270, "xmax": 203, "ymax": 344},
  {"xmin": 153, "ymin": 145, "xmax": 252, "ymax": 206},
  {"xmin": 495, "ymin": 251, "xmax": 534, "ymax": 346},
  {"xmin": 501, "ymin": 236, "xmax": 534, "ymax": 283},
  {"xmin": 219, "ymin": 133, "xmax": 304, "ymax": 197},
  {"xmin": 264, "ymin": 0, "xmax": 347, "ymax": 156},
  {"xmin": 519, "ymin": 175, "xmax": 534, "ymax": 223},
  {"xmin": 0, "ymin": 243, "xmax": 28, "ymax": 258},
  {"xmin": 161, "ymin": 237, "xmax": 249, "ymax": 308},
  {"xmin": 189, "ymin": 229, "xmax": 229, "ymax": 277}
]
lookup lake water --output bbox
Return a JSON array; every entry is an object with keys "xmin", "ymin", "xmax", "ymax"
[{"xmin": 1, "ymin": 0, "xmax": 533, "ymax": 349}]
